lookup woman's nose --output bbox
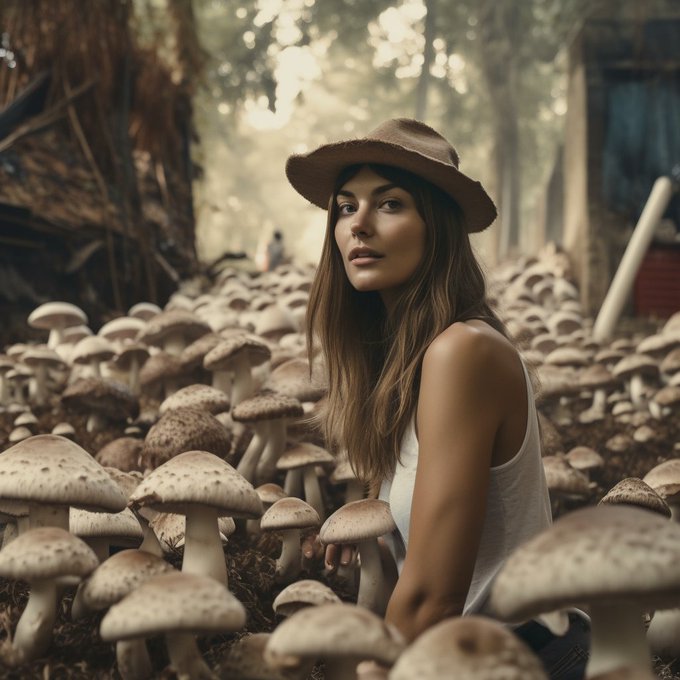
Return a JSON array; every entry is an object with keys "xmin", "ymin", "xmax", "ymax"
[{"xmin": 349, "ymin": 207, "xmax": 373, "ymax": 237}]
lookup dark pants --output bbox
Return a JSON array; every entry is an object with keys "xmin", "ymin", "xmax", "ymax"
[{"xmin": 514, "ymin": 612, "xmax": 590, "ymax": 680}]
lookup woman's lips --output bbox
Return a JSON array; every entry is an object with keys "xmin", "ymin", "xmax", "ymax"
[{"xmin": 349, "ymin": 247, "xmax": 384, "ymax": 265}]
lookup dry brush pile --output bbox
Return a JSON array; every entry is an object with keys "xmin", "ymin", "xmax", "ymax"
[{"xmin": 0, "ymin": 247, "xmax": 679, "ymax": 679}]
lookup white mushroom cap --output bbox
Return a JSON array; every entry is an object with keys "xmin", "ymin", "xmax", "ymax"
[
  {"xmin": 390, "ymin": 615, "xmax": 548, "ymax": 680},
  {"xmin": 272, "ymin": 579, "xmax": 341, "ymax": 617},
  {"xmin": 100, "ymin": 571, "xmax": 246, "ymax": 640},
  {"xmin": 260, "ymin": 497, "xmax": 320, "ymax": 532},
  {"xmin": 264, "ymin": 603, "xmax": 404, "ymax": 671},
  {"xmin": 130, "ymin": 450, "xmax": 262, "ymax": 518},
  {"xmin": 80, "ymin": 549, "xmax": 175, "ymax": 611},
  {"xmin": 0, "ymin": 526, "xmax": 99, "ymax": 582}
]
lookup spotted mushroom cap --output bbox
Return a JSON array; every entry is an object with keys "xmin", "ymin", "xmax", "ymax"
[
  {"xmin": 390, "ymin": 615, "xmax": 548, "ymax": 680},
  {"xmin": 260, "ymin": 497, "xmax": 320, "ymax": 531},
  {"xmin": 95, "ymin": 437, "xmax": 144, "ymax": 473},
  {"xmin": 80, "ymin": 549, "xmax": 176, "ymax": 610},
  {"xmin": 264, "ymin": 602, "xmax": 404, "ymax": 668},
  {"xmin": 265, "ymin": 358, "xmax": 327, "ymax": 402},
  {"xmin": 598, "ymin": 478, "xmax": 671, "ymax": 518},
  {"xmin": 231, "ymin": 392, "xmax": 303, "ymax": 423},
  {"xmin": 276, "ymin": 443, "xmax": 335, "ymax": 471},
  {"xmin": 141, "ymin": 407, "xmax": 232, "ymax": 468},
  {"xmin": 490, "ymin": 505, "xmax": 680, "ymax": 622},
  {"xmin": 159, "ymin": 384, "xmax": 231, "ymax": 415},
  {"xmin": 0, "ymin": 434, "xmax": 127, "ymax": 513},
  {"xmin": 136, "ymin": 309, "xmax": 211, "ymax": 349},
  {"xmin": 130, "ymin": 450, "xmax": 263, "ymax": 519},
  {"xmin": 100, "ymin": 571, "xmax": 247, "ymax": 641},
  {"xmin": 319, "ymin": 499, "xmax": 396, "ymax": 545},
  {"xmin": 204, "ymin": 334, "xmax": 272, "ymax": 371},
  {"xmin": 62, "ymin": 378, "xmax": 139, "ymax": 421},
  {"xmin": 0, "ymin": 526, "xmax": 99, "ymax": 581}
]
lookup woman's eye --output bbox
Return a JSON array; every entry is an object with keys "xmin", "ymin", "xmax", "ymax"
[
  {"xmin": 337, "ymin": 203, "xmax": 356, "ymax": 215},
  {"xmin": 381, "ymin": 199, "xmax": 402, "ymax": 210}
]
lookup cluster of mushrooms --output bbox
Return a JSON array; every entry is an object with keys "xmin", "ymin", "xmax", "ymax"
[{"xmin": 0, "ymin": 245, "xmax": 679, "ymax": 680}]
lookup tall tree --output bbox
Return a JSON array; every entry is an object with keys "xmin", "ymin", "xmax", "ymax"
[{"xmin": 414, "ymin": 0, "xmax": 437, "ymax": 120}]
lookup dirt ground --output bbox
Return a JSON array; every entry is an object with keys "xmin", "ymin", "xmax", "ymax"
[{"xmin": 0, "ymin": 381, "xmax": 679, "ymax": 679}]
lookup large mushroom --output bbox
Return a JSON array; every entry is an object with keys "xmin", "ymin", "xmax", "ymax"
[
  {"xmin": 129, "ymin": 450, "xmax": 262, "ymax": 586},
  {"xmin": 490, "ymin": 504, "xmax": 680, "ymax": 677}
]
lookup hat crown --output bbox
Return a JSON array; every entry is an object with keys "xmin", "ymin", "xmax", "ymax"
[{"xmin": 366, "ymin": 118, "xmax": 460, "ymax": 169}]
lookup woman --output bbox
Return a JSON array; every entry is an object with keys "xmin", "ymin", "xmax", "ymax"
[{"xmin": 287, "ymin": 118, "xmax": 589, "ymax": 679}]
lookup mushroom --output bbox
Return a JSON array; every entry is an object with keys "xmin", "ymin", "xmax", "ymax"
[
  {"xmin": 140, "ymin": 407, "xmax": 233, "ymax": 470},
  {"xmin": 137, "ymin": 309, "xmax": 211, "ymax": 357},
  {"xmin": 598, "ymin": 478, "xmax": 671, "ymax": 518},
  {"xmin": 27, "ymin": 301, "xmax": 88, "ymax": 349},
  {"xmin": 642, "ymin": 459, "xmax": 680, "ymax": 522},
  {"xmin": 95, "ymin": 437, "xmax": 144, "ymax": 473},
  {"xmin": 21, "ymin": 346, "xmax": 66, "ymax": 406},
  {"xmin": 319, "ymin": 499, "xmax": 397, "ymax": 615},
  {"xmin": 490, "ymin": 504, "xmax": 680, "ymax": 677},
  {"xmin": 260, "ymin": 497, "xmax": 320, "ymax": 584},
  {"xmin": 264, "ymin": 602, "xmax": 404, "ymax": 680},
  {"xmin": 0, "ymin": 527, "xmax": 98, "ymax": 665},
  {"xmin": 612, "ymin": 354, "xmax": 659, "ymax": 410},
  {"xmin": 159, "ymin": 383, "xmax": 231, "ymax": 416},
  {"xmin": 272, "ymin": 579, "xmax": 341, "ymax": 617},
  {"xmin": 129, "ymin": 450, "xmax": 262, "ymax": 586},
  {"xmin": 100, "ymin": 571, "xmax": 246, "ymax": 680},
  {"xmin": 0, "ymin": 434, "xmax": 127, "ymax": 530},
  {"xmin": 390, "ymin": 615, "xmax": 548, "ymax": 680},
  {"xmin": 72, "ymin": 549, "xmax": 175, "ymax": 679}
]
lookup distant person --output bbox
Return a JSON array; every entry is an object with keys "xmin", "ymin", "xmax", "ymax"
[{"xmin": 266, "ymin": 230, "xmax": 285, "ymax": 271}]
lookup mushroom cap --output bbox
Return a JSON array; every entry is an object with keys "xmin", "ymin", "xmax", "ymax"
[
  {"xmin": 137, "ymin": 309, "xmax": 211, "ymax": 348},
  {"xmin": 544, "ymin": 346, "xmax": 590, "ymax": 368},
  {"xmin": 71, "ymin": 336, "xmax": 116, "ymax": 365},
  {"xmin": 130, "ymin": 450, "xmax": 263, "ymax": 518},
  {"xmin": 660, "ymin": 348, "xmax": 680, "ymax": 375},
  {"xmin": 578, "ymin": 364, "xmax": 618, "ymax": 390},
  {"xmin": 319, "ymin": 499, "xmax": 396, "ymax": 545},
  {"xmin": 139, "ymin": 351, "xmax": 183, "ymax": 388},
  {"xmin": 254, "ymin": 305, "xmax": 298, "ymax": 338},
  {"xmin": 128, "ymin": 302, "xmax": 162, "ymax": 321},
  {"xmin": 8, "ymin": 426, "xmax": 33, "ymax": 443},
  {"xmin": 264, "ymin": 603, "xmax": 403, "ymax": 668},
  {"xmin": 272, "ymin": 579, "xmax": 341, "ymax": 616},
  {"xmin": 643, "ymin": 459, "xmax": 680, "ymax": 501},
  {"xmin": 141, "ymin": 407, "xmax": 232, "ymax": 468},
  {"xmin": 100, "ymin": 571, "xmax": 247, "ymax": 641},
  {"xmin": 62, "ymin": 378, "xmax": 139, "ymax": 421},
  {"xmin": 179, "ymin": 332, "xmax": 223, "ymax": 371},
  {"xmin": 490, "ymin": 505, "xmax": 680, "ymax": 622},
  {"xmin": 98, "ymin": 316, "xmax": 146, "ymax": 344},
  {"xmin": 22, "ymin": 345, "xmax": 66, "ymax": 370},
  {"xmin": 260, "ymin": 497, "xmax": 320, "ymax": 531},
  {"xmin": 0, "ymin": 435, "xmax": 127, "ymax": 513},
  {"xmin": 231, "ymin": 392, "xmax": 303, "ymax": 423},
  {"xmin": 276, "ymin": 443, "xmax": 335, "ymax": 471},
  {"xmin": 542, "ymin": 456, "xmax": 592, "ymax": 497},
  {"xmin": 564, "ymin": 446, "xmax": 604, "ymax": 472},
  {"xmin": 95, "ymin": 437, "xmax": 144, "ymax": 473},
  {"xmin": 113, "ymin": 343, "xmax": 150, "ymax": 370},
  {"xmin": 265, "ymin": 358, "xmax": 327, "ymax": 402},
  {"xmin": 80, "ymin": 549, "xmax": 175, "ymax": 610},
  {"xmin": 28, "ymin": 302, "xmax": 87, "ymax": 331},
  {"xmin": 0, "ymin": 526, "xmax": 99, "ymax": 581},
  {"xmin": 598, "ymin": 478, "xmax": 671, "ymax": 518},
  {"xmin": 612, "ymin": 354, "xmax": 659, "ymax": 380},
  {"xmin": 159, "ymin": 384, "xmax": 231, "ymax": 415},
  {"xmin": 651, "ymin": 385, "xmax": 680, "ymax": 408},
  {"xmin": 204, "ymin": 334, "xmax": 272, "ymax": 371},
  {"xmin": 390, "ymin": 615, "xmax": 548, "ymax": 680},
  {"xmin": 256, "ymin": 483, "xmax": 287, "ymax": 505},
  {"xmin": 69, "ymin": 506, "xmax": 143, "ymax": 543}
]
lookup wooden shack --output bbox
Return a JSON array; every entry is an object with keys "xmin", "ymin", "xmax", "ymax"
[
  {"xmin": 562, "ymin": 1, "xmax": 680, "ymax": 318},
  {"xmin": 0, "ymin": 0, "xmax": 199, "ymax": 346}
]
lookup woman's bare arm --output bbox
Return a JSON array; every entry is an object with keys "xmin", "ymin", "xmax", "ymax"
[{"xmin": 384, "ymin": 321, "xmax": 520, "ymax": 642}]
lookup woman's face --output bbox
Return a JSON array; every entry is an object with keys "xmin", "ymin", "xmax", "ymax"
[{"xmin": 334, "ymin": 166, "xmax": 427, "ymax": 311}]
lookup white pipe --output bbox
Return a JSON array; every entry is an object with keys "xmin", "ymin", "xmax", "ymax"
[{"xmin": 593, "ymin": 177, "xmax": 675, "ymax": 342}]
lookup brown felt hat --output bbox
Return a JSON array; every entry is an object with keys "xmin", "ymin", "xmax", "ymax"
[{"xmin": 286, "ymin": 118, "xmax": 497, "ymax": 233}]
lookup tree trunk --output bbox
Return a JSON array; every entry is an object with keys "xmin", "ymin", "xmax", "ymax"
[{"xmin": 414, "ymin": 0, "xmax": 437, "ymax": 121}]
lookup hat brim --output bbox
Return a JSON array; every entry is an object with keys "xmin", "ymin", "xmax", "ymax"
[{"xmin": 286, "ymin": 139, "xmax": 497, "ymax": 233}]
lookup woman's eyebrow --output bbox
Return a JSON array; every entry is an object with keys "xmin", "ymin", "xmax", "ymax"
[{"xmin": 336, "ymin": 183, "xmax": 399, "ymax": 199}]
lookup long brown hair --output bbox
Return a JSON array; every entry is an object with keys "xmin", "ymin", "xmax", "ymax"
[{"xmin": 306, "ymin": 164, "xmax": 505, "ymax": 488}]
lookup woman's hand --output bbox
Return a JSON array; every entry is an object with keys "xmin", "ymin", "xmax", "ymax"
[{"xmin": 300, "ymin": 533, "xmax": 357, "ymax": 574}]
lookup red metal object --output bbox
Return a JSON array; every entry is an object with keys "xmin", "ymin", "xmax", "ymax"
[{"xmin": 633, "ymin": 244, "xmax": 680, "ymax": 317}]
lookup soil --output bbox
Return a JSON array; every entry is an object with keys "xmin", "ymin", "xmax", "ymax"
[{"xmin": 0, "ymin": 381, "xmax": 679, "ymax": 679}]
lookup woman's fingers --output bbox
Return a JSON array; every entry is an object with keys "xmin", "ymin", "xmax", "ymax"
[
  {"xmin": 324, "ymin": 543, "xmax": 358, "ymax": 574},
  {"xmin": 340, "ymin": 544, "xmax": 356, "ymax": 566}
]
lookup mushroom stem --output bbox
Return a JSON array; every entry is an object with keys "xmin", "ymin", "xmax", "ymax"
[
  {"xmin": 586, "ymin": 601, "xmax": 651, "ymax": 677},
  {"xmin": 236, "ymin": 422, "xmax": 268, "ymax": 483},
  {"xmin": 163, "ymin": 332, "xmax": 187, "ymax": 357},
  {"xmin": 32, "ymin": 363, "xmax": 49, "ymax": 407},
  {"xmin": 9, "ymin": 578, "xmax": 59, "ymax": 665},
  {"xmin": 356, "ymin": 539, "xmax": 388, "ymax": 615},
  {"xmin": 182, "ymin": 506, "xmax": 228, "ymax": 587},
  {"xmin": 275, "ymin": 528, "xmax": 302, "ymax": 583},
  {"xmin": 345, "ymin": 480, "xmax": 365, "ymax": 504},
  {"xmin": 29, "ymin": 504, "xmax": 69, "ymax": 531},
  {"xmin": 165, "ymin": 632, "xmax": 216, "ymax": 680},
  {"xmin": 212, "ymin": 369, "xmax": 232, "ymax": 396},
  {"xmin": 230, "ymin": 355, "xmax": 254, "ymax": 406},
  {"xmin": 86, "ymin": 412, "xmax": 107, "ymax": 434},
  {"xmin": 302, "ymin": 466, "xmax": 326, "ymax": 523},
  {"xmin": 116, "ymin": 638, "xmax": 154, "ymax": 680},
  {"xmin": 135, "ymin": 510, "xmax": 164, "ymax": 557},
  {"xmin": 255, "ymin": 419, "xmax": 287, "ymax": 484},
  {"xmin": 128, "ymin": 356, "xmax": 141, "ymax": 397},
  {"xmin": 629, "ymin": 374, "xmax": 650, "ymax": 409},
  {"xmin": 284, "ymin": 468, "xmax": 303, "ymax": 497}
]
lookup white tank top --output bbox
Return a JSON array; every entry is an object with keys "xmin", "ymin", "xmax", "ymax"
[{"xmin": 378, "ymin": 360, "xmax": 552, "ymax": 616}]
